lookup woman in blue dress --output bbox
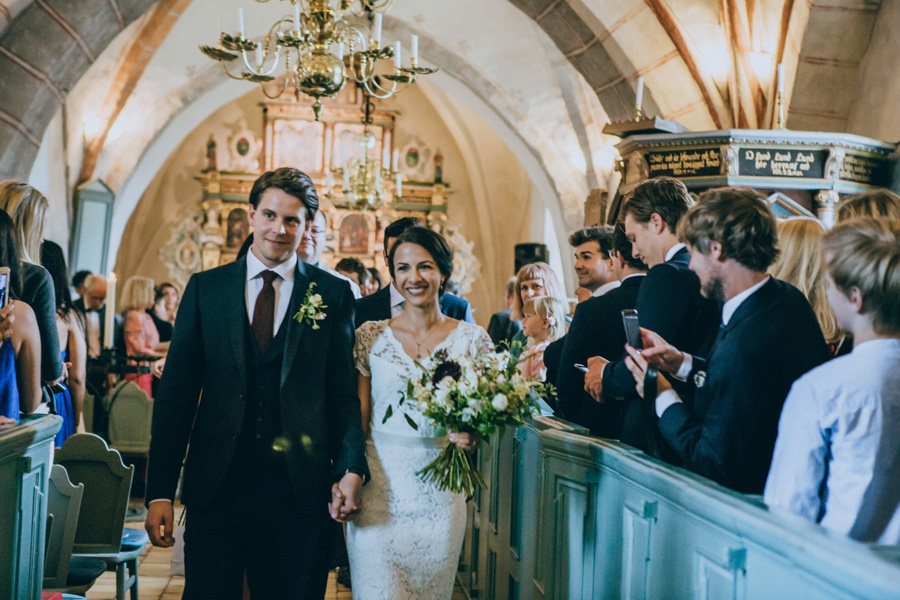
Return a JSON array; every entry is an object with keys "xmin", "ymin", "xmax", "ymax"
[{"xmin": 0, "ymin": 210, "xmax": 43, "ymax": 421}]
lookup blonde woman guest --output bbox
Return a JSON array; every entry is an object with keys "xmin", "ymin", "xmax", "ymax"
[
  {"xmin": 509, "ymin": 262, "xmax": 569, "ymax": 353},
  {"xmin": 518, "ymin": 295, "xmax": 568, "ymax": 381},
  {"xmin": 120, "ymin": 276, "xmax": 166, "ymax": 397},
  {"xmin": 0, "ymin": 182, "xmax": 64, "ymax": 386},
  {"xmin": 770, "ymin": 218, "xmax": 848, "ymax": 357}
]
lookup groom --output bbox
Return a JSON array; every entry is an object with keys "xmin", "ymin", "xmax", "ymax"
[{"xmin": 144, "ymin": 167, "xmax": 369, "ymax": 599}]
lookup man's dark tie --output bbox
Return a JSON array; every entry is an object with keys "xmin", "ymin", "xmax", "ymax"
[{"xmin": 252, "ymin": 270, "xmax": 278, "ymax": 353}]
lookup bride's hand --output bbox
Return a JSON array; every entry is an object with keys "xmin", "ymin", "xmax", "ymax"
[{"xmin": 449, "ymin": 431, "xmax": 479, "ymax": 454}]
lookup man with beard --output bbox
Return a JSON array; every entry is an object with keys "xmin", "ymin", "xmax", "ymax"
[{"xmin": 623, "ymin": 187, "xmax": 828, "ymax": 494}]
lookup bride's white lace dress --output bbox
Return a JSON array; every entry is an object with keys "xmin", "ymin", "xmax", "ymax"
[{"xmin": 347, "ymin": 319, "xmax": 493, "ymax": 600}]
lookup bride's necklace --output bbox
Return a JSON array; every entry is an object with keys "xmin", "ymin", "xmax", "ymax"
[{"xmin": 411, "ymin": 327, "xmax": 440, "ymax": 359}]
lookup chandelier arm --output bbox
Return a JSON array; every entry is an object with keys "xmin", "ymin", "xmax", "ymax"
[
  {"xmin": 220, "ymin": 61, "xmax": 250, "ymax": 81},
  {"xmin": 259, "ymin": 76, "xmax": 291, "ymax": 99},
  {"xmin": 361, "ymin": 77, "xmax": 399, "ymax": 99}
]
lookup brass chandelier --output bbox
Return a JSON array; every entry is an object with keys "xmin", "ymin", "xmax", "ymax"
[
  {"xmin": 324, "ymin": 93, "xmax": 400, "ymax": 212},
  {"xmin": 200, "ymin": 0, "xmax": 437, "ymax": 120}
]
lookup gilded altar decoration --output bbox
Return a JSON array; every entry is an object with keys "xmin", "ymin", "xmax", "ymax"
[
  {"xmin": 444, "ymin": 227, "xmax": 479, "ymax": 298},
  {"xmin": 159, "ymin": 214, "xmax": 204, "ymax": 290}
]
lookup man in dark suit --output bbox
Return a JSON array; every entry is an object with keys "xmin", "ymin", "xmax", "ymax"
[
  {"xmin": 558, "ymin": 223, "xmax": 647, "ymax": 436},
  {"xmin": 355, "ymin": 217, "xmax": 474, "ymax": 327},
  {"xmin": 144, "ymin": 168, "xmax": 369, "ymax": 599},
  {"xmin": 486, "ymin": 277, "xmax": 522, "ymax": 346},
  {"xmin": 584, "ymin": 177, "xmax": 719, "ymax": 459},
  {"xmin": 624, "ymin": 187, "xmax": 828, "ymax": 494}
]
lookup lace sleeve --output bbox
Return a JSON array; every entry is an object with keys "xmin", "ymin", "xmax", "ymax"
[
  {"xmin": 468, "ymin": 323, "xmax": 494, "ymax": 355},
  {"xmin": 353, "ymin": 320, "xmax": 383, "ymax": 377}
]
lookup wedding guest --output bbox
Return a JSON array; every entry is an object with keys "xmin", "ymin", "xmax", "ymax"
[
  {"xmin": 366, "ymin": 267, "xmax": 383, "ymax": 294},
  {"xmin": 569, "ymin": 226, "xmax": 618, "ymax": 297},
  {"xmin": 41, "ymin": 240, "xmax": 86, "ymax": 443},
  {"xmin": 0, "ymin": 182, "xmax": 64, "ymax": 389},
  {"xmin": 583, "ymin": 177, "xmax": 718, "ymax": 461},
  {"xmin": 835, "ymin": 189, "xmax": 900, "ymax": 222},
  {"xmin": 624, "ymin": 187, "xmax": 828, "ymax": 493},
  {"xmin": 509, "ymin": 262, "xmax": 568, "ymax": 352},
  {"xmin": 518, "ymin": 295, "xmax": 567, "ymax": 381},
  {"xmin": 149, "ymin": 286, "xmax": 174, "ymax": 343},
  {"xmin": 335, "ymin": 257, "xmax": 370, "ymax": 291},
  {"xmin": 770, "ymin": 218, "xmax": 848, "ymax": 357},
  {"xmin": 0, "ymin": 211, "xmax": 41, "ymax": 418},
  {"xmin": 558, "ymin": 222, "xmax": 647, "ymax": 435},
  {"xmin": 487, "ymin": 277, "xmax": 522, "ymax": 347},
  {"xmin": 158, "ymin": 282, "xmax": 179, "ymax": 324},
  {"xmin": 120, "ymin": 276, "xmax": 165, "ymax": 397},
  {"xmin": 72, "ymin": 270, "xmax": 92, "ymax": 300},
  {"xmin": 765, "ymin": 218, "xmax": 900, "ymax": 543},
  {"xmin": 294, "ymin": 212, "xmax": 362, "ymax": 299}
]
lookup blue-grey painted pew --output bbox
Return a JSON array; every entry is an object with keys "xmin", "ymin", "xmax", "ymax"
[
  {"xmin": 459, "ymin": 417, "xmax": 900, "ymax": 600},
  {"xmin": 0, "ymin": 414, "xmax": 63, "ymax": 600}
]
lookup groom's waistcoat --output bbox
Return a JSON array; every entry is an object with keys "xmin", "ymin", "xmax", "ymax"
[{"xmin": 238, "ymin": 317, "xmax": 289, "ymax": 466}]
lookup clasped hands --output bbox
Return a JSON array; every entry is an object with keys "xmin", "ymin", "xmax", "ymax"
[{"xmin": 328, "ymin": 472, "xmax": 364, "ymax": 523}]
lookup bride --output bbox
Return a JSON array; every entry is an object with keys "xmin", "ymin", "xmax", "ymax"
[{"xmin": 347, "ymin": 226, "xmax": 492, "ymax": 600}]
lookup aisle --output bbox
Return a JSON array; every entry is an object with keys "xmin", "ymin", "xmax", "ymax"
[{"xmin": 85, "ymin": 502, "xmax": 467, "ymax": 599}]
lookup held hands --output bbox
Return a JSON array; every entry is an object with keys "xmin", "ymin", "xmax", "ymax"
[
  {"xmin": 635, "ymin": 327, "xmax": 685, "ymax": 374},
  {"xmin": 145, "ymin": 501, "xmax": 176, "ymax": 548},
  {"xmin": 328, "ymin": 472, "xmax": 363, "ymax": 523},
  {"xmin": 583, "ymin": 355, "xmax": 609, "ymax": 402}
]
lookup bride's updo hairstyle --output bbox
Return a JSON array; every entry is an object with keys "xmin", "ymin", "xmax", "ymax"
[{"xmin": 388, "ymin": 226, "xmax": 454, "ymax": 296}]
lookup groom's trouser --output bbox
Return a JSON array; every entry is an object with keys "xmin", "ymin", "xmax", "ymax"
[{"xmin": 182, "ymin": 454, "xmax": 333, "ymax": 600}]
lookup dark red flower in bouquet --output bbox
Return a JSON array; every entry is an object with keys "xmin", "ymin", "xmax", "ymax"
[{"xmin": 432, "ymin": 358, "xmax": 462, "ymax": 385}]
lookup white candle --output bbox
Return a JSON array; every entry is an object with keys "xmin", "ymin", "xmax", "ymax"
[
  {"xmin": 411, "ymin": 35, "xmax": 418, "ymax": 62},
  {"xmin": 372, "ymin": 13, "xmax": 382, "ymax": 46},
  {"xmin": 293, "ymin": 3, "xmax": 300, "ymax": 32},
  {"xmin": 375, "ymin": 168, "xmax": 382, "ymax": 186},
  {"xmin": 777, "ymin": 63, "xmax": 784, "ymax": 95},
  {"xmin": 238, "ymin": 7, "xmax": 245, "ymax": 37},
  {"xmin": 392, "ymin": 149, "xmax": 399, "ymax": 172},
  {"xmin": 104, "ymin": 273, "xmax": 116, "ymax": 349},
  {"xmin": 256, "ymin": 44, "xmax": 263, "ymax": 66},
  {"xmin": 326, "ymin": 170, "xmax": 334, "ymax": 191},
  {"xmin": 393, "ymin": 41, "xmax": 401, "ymax": 68},
  {"xmin": 337, "ymin": 42, "xmax": 344, "ymax": 60},
  {"xmin": 635, "ymin": 76, "xmax": 644, "ymax": 109},
  {"xmin": 395, "ymin": 174, "xmax": 402, "ymax": 197}
]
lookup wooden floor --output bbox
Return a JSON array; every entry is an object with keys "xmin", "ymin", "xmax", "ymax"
[{"xmin": 85, "ymin": 502, "xmax": 467, "ymax": 600}]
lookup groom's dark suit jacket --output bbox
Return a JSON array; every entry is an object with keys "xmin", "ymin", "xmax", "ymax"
[
  {"xmin": 146, "ymin": 256, "xmax": 369, "ymax": 513},
  {"xmin": 354, "ymin": 285, "xmax": 474, "ymax": 328}
]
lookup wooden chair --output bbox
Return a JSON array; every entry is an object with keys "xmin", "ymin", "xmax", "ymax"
[
  {"xmin": 43, "ymin": 465, "xmax": 106, "ymax": 596},
  {"xmin": 106, "ymin": 381, "xmax": 153, "ymax": 458},
  {"xmin": 55, "ymin": 434, "xmax": 149, "ymax": 600}
]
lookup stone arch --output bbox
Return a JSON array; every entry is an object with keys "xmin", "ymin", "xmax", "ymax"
[{"xmin": 0, "ymin": 0, "xmax": 155, "ymax": 179}]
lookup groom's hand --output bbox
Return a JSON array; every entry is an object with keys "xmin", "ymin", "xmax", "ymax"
[
  {"xmin": 329, "ymin": 472, "xmax": 363, "ymax": 523},
  {"xmin": 145, "ymin": 501, "xmax": 176, "ymax": 547}
]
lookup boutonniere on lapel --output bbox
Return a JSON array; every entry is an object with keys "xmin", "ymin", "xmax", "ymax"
[{"xmin": 293, "ymin": 282, "xmax": 328, "ymax": 330}]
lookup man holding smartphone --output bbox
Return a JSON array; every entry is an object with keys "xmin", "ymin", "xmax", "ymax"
[
  {"xmin": 624, "ymin": 187, "xmax": 828, "ymax": 493},
  {"xmin": 583, "ymin": 178, "xmax": 718, "ymax": 458}
]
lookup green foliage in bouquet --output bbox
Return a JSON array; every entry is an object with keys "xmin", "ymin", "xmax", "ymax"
[{"xmin": 391, "ymin": 346, "xmax": 555, "ymax": 496}]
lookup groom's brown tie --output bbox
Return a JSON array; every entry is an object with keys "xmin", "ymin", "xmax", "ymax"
[{"xmin": 252, "ymin": 270, "xmax": 278, "ymax": 353}]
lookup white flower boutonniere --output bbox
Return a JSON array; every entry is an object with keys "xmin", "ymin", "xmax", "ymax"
[{"xmin": 293, "ymin": 282, "xmax": 328, "ymax": 330}]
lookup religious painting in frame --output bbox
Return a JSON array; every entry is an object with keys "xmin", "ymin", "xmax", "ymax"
[
  {"xmin": 270, "ymin": 119, "xmax": 325, "ymax": 174},
  {"xmin": 339, "ymin": 213, "xmax": 370, "ymax": 255}
]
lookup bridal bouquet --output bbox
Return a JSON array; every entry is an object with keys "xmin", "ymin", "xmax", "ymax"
[{"xmin": 399, "ymin": 347, "xmax": 553, "ymax": 495}]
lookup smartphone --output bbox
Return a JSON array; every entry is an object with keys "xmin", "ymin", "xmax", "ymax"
[
  {"xmin": 621, "ymin": 309, "xmax": 642, "ymax": 350},
  {"xmin": 0, "ymin": 267, "xmax": 9, "ymax": 309},
  {"xmin": 574, "ymin": 363, "xmax": 589, "ymax": 373}
]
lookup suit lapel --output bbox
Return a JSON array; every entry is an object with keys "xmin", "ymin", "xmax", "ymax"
[
  {"xmin": 224, "ymin": 258, "xmax": 249, "ymax": 389},
  {"xmin": 281, "ymin": 260, "xmax": 312, "ymax": 389}
]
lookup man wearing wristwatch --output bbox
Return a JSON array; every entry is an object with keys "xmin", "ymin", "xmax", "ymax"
[{"xmin": 144, "ymin": 168, "xmax": 369, "ymax": 599}]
